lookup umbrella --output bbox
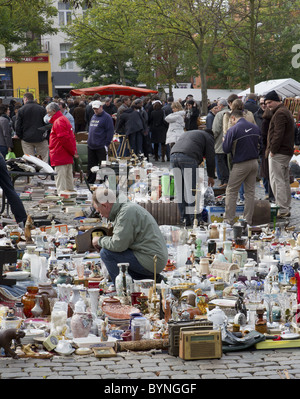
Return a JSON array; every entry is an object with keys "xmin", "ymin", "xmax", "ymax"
[{"xmin": 69, "ymin": 84, "xmax": 158, "ymax": 97}]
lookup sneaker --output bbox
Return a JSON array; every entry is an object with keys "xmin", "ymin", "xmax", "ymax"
[{"xmin": 237, "ymin": 200, "xmax": 244, "ymax": 205}]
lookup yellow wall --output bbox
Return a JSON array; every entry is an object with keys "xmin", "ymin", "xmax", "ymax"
[{"xmin": 5, "ymin": 53, "xmax": 52, "ymax": 102}]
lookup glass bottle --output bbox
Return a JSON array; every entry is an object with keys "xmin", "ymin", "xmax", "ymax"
[
  {"xmin": 14, "ymin": 302, "xmax": 25, "ymax": 319},
  {"xmin": 115, "ymin": 263, "xmax": 133, "ymax": 297},
  {"xmin": 255, "ymin": 308, "xmax": 267, "ymax": 334},
  {"xmin": 48, "ymin": 250, "xmax": 58, "ymax": 269}
]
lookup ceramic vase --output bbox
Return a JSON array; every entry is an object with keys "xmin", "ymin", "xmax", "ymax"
[
  {"xmin": 71, "ymin": 312, "xmax": 93, "ymax": 338},
  {"xmin": 31, "ymin": 295, "xmax": 44, "ymax": 317},
  {"xmin": 57, "ymin": 284, "xmax": 73, "ymax": 303},
  {"xmin": 223, "ymin": 241, "xmax": 232, "ymax": 262},
  {"xmin": 38, "ymin": 282, "xmax": 57, "ymax": 316},
  {"xmin": 21, "ymin": 286, "xmax": 39, "ymax": 318},
  {"xmin": 88, "ymin": 288, "xmax": 99, "ymax": 317}
]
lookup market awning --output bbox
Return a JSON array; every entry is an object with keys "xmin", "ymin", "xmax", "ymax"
[
  {"xmin": 69, "ymin": 84, "xmax": 158, "ymax": 98},
  {"xmin": 238, "ymin": 78, "xmax": 300, "ymax": 98}
]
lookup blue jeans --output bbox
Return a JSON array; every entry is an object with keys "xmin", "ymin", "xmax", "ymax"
[
  {"xmin": 170, "ymin": 152, "xmax": 199, "ymax": 225},
  {"xmin": 0, "ymin": 154, "xmax": 27, "ymax": 223},
  {"xmin": 100, "ymin": 248, "xmax": 156, "ymax": 284}
]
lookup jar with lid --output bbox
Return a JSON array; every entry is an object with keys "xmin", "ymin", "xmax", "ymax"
[
  {"xmin": 131, "ymin": 316, "xmax": 150, "ymax": 341},
  {"xmin": 115, "ymin": 263, "xmax": 133, "ymax": 297},
  {"xmin": 14, "ymin": 302, "xmax": 25, "ymax": 319}
]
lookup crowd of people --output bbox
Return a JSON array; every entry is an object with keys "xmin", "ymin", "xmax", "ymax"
[
  {"xmin": 0, "ymin": 88, "xmax": 298, "ymax": 283},
  {"xmin": 0, "ymin": 89, "xmax": 298, "ymax": 231}
]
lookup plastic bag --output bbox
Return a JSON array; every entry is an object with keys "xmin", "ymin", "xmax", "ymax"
[
  {"xmin": 204, "ymin": 186, "xmax": 215, "ymax": 206},
  {"xmin": 5, "ymin": 151, "xmax": 16, "ymax": 160}
]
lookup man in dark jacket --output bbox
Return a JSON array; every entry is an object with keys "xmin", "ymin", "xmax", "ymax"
[
  {"xmin": 254, "ymin": 97, "xmax": 266, "ymax": 130},
  {"xmin": 87, "ymin": 100, "xmax": 114, "ymax": 184},
  {"xmin": 116, "ymin": 103, "xmax": 146, "ymax": 156},
  {"xmin": 15, "ymin": 92, "xmax": 48, "ymax": 162},
  {"xmin": 265, "ymin": 90, "xmax": 295, "ymax": 218},
  {"xmin": 103, "ymin": 97, "xmax": 117, "ymax": 116},
  {"xmin": 170, "ymin": 130, "xmax": 215, "ymax": 226},
  {"xmin": 244, "ymin": 93, "xmax": 259, "ymax": 114},
  {"xmin": 223, "ymin": 110, "xmax": 261, "ymax": 226}
]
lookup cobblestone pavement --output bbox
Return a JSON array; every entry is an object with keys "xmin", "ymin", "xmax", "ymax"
[
  {"xmin": 1, "ymin": 349, "xmax": 300, "ymax": 380},
  {"xmin": 1, "ymin": 159, "xmax": 300, "ymax": 381}
]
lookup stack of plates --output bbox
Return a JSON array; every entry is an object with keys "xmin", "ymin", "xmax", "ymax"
[{"xmin": 4, "ymin": 271, "xmax": 30, "ymax": 281}]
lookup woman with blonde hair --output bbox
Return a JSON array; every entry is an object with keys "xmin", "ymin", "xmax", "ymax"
[
  {"xmin": 165, "ymin": 101, "xmax": 186, "ymax": 149},
  {"xmin": 223, "ymin": 98, "xmax": 256, "ymax": 135}
]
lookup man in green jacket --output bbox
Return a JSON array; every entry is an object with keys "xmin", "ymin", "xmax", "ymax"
[{"xmin": 92, "ymin": 187, "xmax": 168, "ymax": 284}]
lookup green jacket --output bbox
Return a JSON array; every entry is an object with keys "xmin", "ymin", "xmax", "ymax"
[{"xmin": 98, "ymin": 194, "xmax": 168, "ymax": 274}]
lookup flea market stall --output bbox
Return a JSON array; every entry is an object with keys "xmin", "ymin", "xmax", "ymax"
[{"xmin": 1, "ymin": 153, "xmax": 300, "ymax": 361}]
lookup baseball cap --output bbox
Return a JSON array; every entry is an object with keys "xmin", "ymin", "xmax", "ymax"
[{"xmin": 92, "ymin": 100, "xmax": 104, "ymax": 108}]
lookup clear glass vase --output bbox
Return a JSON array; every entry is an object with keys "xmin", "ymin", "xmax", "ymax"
[{"xmin": 115, "ymin": 263, "xmax": 133, "ymax": 297}]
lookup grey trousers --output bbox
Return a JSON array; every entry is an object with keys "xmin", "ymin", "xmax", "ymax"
[
  {"xmin": 225, "ymin": 159, "xmax": 258, "ymax": 225},
  {"xmin": 268, "ymin": 153, "xmax": 292, "ymax": 214}
]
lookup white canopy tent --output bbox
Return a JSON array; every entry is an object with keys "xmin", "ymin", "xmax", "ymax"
[{"xmin": 238, "ymin": 78, "xmax": 300, "ymax": 98}]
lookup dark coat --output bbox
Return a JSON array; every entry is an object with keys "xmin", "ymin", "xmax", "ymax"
[
  {"xmin": 259, "ymin": 109, "xmax": 273, "ymax": 178},
  {"xmin": 244, "ymin": 99, "xmax": 259, "ymax": 114},
  {"xmin": 116, "ymin": 107, "xmax": 146, "ymax": 136},
  {"xmin": 266, "ymin": 103, "xmax": 295, "ymax": 157},
  {"xmin": 185, "ymin": 106, "xmax": 200, "ymax": 130},
  {"xmin": 15, "ymin": 101, "xmax": 46, "ymax": 143},
  {"xmin": 149, "ymin": 109, "xmax": 168, "ymax": 143}
]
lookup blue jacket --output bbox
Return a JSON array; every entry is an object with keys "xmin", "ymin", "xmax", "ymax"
[
  {"xmin": 223, "ymin": 118, "xmax": 261, "ymax": 164},
  {"xmin": 87, "ymin": 111, "xmax": 114, "ymax": 150}
]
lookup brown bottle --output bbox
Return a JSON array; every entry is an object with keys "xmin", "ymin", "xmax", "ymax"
[{"xmin": 255, "ymin": 308, "xmax": 267, "ymax": 334}]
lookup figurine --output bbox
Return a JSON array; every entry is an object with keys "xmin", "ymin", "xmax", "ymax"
[
  {"xmin": 24, "ymin": 215, "xmax": 35, "ymax": 244},
  {"xmin": 0, "ymin": 328, "xmax": 26, "ymax": 359},
  {"xmin": 235, "ymin": 290, "xmax": 247, "ymax": 318}
]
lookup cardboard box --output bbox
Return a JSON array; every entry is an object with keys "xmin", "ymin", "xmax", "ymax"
[{"xmin": 207, "ymin": 206, "xmax": 244, "ymax": 224}]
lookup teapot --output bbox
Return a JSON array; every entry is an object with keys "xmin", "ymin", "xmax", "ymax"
[{"xmin": 207, "ymin": 306, "xmax": 228, "ymax": 329}]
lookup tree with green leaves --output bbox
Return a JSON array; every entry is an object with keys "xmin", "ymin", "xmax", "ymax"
[
  {"xmin": 0, "ymin": 0, "xmax": 57, "ymax": 58},
  {"xmin": 213, "ymin": 0, "xmax": 300, "ymax": 92}
]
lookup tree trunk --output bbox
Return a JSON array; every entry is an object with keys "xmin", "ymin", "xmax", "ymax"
[{"xmin": 199, "ymin": 68, "xmax": 208, "ymax": 115}]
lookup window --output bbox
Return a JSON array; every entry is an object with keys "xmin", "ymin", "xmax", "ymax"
[
  {"xmin": 60, "ymin": 43, "xmax": 74, "ymax": 70},
  {"xmin": 58, "ymin": 1, "xmax": 72, "ymax": 26}
]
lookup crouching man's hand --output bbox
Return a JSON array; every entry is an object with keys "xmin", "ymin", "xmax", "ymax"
[{"xmin": 92, "ymin": 236, "xmax": 101, "ymax": 251}]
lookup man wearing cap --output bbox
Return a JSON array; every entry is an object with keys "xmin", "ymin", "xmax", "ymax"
[
  {"xmin": 87, "ymin": 100, "xmax": 114, "ymax": 184},
  {"xmin": 265, "ymin": 90, "xmax": 295, "ymax": 218}
]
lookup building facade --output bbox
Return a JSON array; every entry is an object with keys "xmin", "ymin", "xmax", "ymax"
[
  {"xmin": 0, "ymin": 1, "xmax": 86, "ymax": 102},
  {"xmin": 41, "ymin": 0, "xmax": 86, "ymax": 98}
]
